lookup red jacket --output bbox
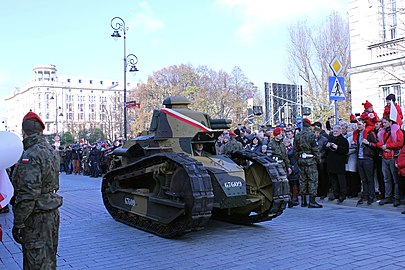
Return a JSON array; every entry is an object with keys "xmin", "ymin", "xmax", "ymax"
[
  {"xmin": 376, "ymin": 127, "xmax": 404, "ymax": 159},
  {"xmin": 396, "ymin": 147, "xmax": 405, "ymax": 176},
  {"xmin": 360, "ymin": 110, "xmax": 379, "ymax": 128}
]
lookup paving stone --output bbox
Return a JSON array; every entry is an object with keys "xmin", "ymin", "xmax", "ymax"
[{"xmin": 1, "ymin": 173, "xmax": 405, "ymax": 269}]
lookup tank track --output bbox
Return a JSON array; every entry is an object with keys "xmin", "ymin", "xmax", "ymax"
[
  {"xmin": 214, "ymin": 150, "xmax": 289, "ymax": 224},
  {"xmin": 101, "ymin": 153, "xmax": 214, "ymax": 238}
]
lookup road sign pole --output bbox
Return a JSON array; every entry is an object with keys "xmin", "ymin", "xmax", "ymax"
[
  {"xmin": 334, "ymin": 100, "xmax": 339, "ymax": 125},
  {"xmin": 329, "ymin": 56, "xmax": 344, "ymax": 125}
]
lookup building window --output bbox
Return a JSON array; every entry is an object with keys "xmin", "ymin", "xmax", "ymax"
[
  {"xmin": 78, "ymin": 103, "xmax": 84, "ymax": 112},
  {"xmin": 382, "ymin": 84, "xmax": 402, "ymax": 107},
  {"xmin": 79, "ymin": 79, "xmax": 82, "ymax": 83},
  {"xmin": 67, "ymin": 103, "xmax": 74, "ymax": 112},
  {"xmin": 393, "ymin": 84, "xmax": 401, "ymax": 106},
  {"xmin": 90, "ymin": 80, "xmax": 93, "ymax": 84},
  {"xmin": 380, "ymin": 0, "xmax": 397, "ymax": 41},
  {"xmin": 67, "ymin": 79, "xmax": 71, "ymax": 83},
  {"xmin": 100, "ymin": 81, "xmax": 103, "ymax": 85}
]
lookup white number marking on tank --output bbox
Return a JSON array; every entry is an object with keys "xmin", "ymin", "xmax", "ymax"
[
  {"xmin": 224, "ymin": 181, "xmax": 242, "ymax": 188},
  {"xmin": 124, "ymin": 197, "xmax": 136, "ymax": 206}
]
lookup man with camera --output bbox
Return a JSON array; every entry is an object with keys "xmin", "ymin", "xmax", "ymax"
[{"xmin": 326, "ymin": 125, "xmax": 349, "ymax": 203}]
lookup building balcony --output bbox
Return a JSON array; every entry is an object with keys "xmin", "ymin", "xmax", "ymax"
[{"xmin": 368, "ymin": 37, "xmax": 405, "ymax": 59}]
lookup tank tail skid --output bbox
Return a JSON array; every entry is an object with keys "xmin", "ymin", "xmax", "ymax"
[{"xmin": 212, "ymin": 150, "xmax": 289, "ymax": 224}]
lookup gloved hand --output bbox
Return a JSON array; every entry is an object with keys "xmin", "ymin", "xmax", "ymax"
[{"xmin": 12, "ymin": 226, "xmax": 24, "ymax": 244}]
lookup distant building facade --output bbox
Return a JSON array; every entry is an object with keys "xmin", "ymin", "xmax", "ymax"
[
  {"xmin": 349, "ymin": 0, "xmax": 405, "ymax": 116},
  {"xmin": 5, "ymin": 64, "xmax": 132, "ymax": 140}
]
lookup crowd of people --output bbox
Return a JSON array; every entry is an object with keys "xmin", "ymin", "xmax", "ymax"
[
  {"xmin": 56, "ymin": 139, "xmax": 122, "ymax": 178},
  {"xmin": 3, "ymin": 95, "xmax": 405, "ymax": 269},
  {"xmin": 215, "ymin": 93, "xmax": 405, "ymax": 214}
]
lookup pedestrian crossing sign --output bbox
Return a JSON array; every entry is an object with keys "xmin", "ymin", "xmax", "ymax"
[{"xmin": 329, "ymin": 76, "xmax": 345, "ymax": 100}]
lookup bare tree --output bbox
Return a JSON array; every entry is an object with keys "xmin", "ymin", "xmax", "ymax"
[
  {"xmin": 127, "ymin": 64, "xmax": 259, "ymax": 134},
  {"xmin": 286, "ymin": 11, "xmax": 351, "ymax": 123}
]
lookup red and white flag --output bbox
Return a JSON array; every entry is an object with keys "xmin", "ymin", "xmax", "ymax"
[
  {"xmin": 390, "ymin": 100, "xmax": 400, "ymax": 123},
  {"xmin": 0, "ymin": 169, "xmax": 13, "ymax": 209}
]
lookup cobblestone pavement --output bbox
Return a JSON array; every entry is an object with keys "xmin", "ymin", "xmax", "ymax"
[{"xmin": 1, "ymin": 173, "xmax": 405, "ymax": 270}]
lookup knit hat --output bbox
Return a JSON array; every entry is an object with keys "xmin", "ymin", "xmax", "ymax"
[
  {"xmin": 362, "ymin": 100, "xmax": 373, "ymax": 109},
  {"xmin": 349, "ymin": 113, "xmax": 358, "ymax": 123},
  {"xmin": 273, "ymin": 127, "xmax": 282, "ymax": 136},
  {"xmin": 22, "ymin": 112, "xmax": 45, "ymax": 135}
]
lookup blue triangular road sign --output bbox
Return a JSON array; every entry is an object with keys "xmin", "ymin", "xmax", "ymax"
[{"xmin": 329, "ymin": 76, "xmax": 345, "ymax": 100}]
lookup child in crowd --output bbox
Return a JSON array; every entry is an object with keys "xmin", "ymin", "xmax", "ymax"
[
  {"xmin": 383, "ymin": 93, "xmax": 403, "ymax": 126},
  {"xmin": 360, "ymin": 100, "xmax": 380, "ymax": 137}
]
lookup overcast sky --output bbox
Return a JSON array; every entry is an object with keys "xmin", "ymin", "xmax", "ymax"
[{"xmin": 0, "ymin": 0, "xmax": 348, "ymax": 103}]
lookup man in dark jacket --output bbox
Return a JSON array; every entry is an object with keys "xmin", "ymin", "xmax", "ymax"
[
  {"xmin": 11, "ymin": 112, "xmax": 63, "ymax": 269},
  {"xmin": 326, "ymin": 125, "xmax": 349, "ymax": 203},
  {"xmin": 354, "ymin": 118, "xmax": 378, "ymax": 205}
]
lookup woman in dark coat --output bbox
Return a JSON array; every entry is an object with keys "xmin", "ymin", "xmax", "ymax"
[
  {"xmin": 326, "ymin": 125, "xmax": 349, "ymax": 203},
  {"xmin": 246, "ymin": 136, "xmax": 262, "ymax": 152}
]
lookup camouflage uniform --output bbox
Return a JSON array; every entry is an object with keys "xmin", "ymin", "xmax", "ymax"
[
  {"xmin": 222, "ymin": 137, "xmax": 243, "ymax": 155},
  {"xmin": 268, "ymin": 137, "xmax": 290, "ymax": 173},
  {"xmin": 294, "ymin": 127, "xmax": 320, "ymax": 196},
  {"xmin": 12, "ymin": 133, "xmax": 63, "ymax": 270}
]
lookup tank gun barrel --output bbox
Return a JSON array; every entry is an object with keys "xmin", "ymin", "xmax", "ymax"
[{"xmin": 209, "ymin": 118, "xmax": 232, "ymax": 130}]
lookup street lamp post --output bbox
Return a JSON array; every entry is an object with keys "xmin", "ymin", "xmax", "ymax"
[
  {"xmin": 110, "ymin": 17, "xmax": 139, "ymax": 140},
  {"xmin": 51, "ymin": 94, "xmax": 64, "ymax": 135},
  {"xmin": 110, "ymin": 16, "xmax": 127, "ymax": 140}
]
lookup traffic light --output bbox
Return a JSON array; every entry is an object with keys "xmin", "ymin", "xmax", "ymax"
[{"xmin": 302, "ymin": 107, "xmax": 312, "ymax": 116}]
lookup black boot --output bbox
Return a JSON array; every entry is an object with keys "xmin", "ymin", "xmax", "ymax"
[
  {"xmin": 300, "ymin": 195, "xmax": 307, "ymax": 207},
  {"xmin": 308, "ymin": 196, "xmax": 323, "ymax": 208},
  {"xmin": 0, "ymin": 205, "xmax": 9, "ymax": 214}
]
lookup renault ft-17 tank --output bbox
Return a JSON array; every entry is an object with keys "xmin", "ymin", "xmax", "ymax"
[{"xmin": 101, "ymin": 96, "xmax": 290, "ymax": 238}]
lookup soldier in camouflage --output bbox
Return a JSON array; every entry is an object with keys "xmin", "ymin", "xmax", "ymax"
[
  {"xmin": 11, "ymin": 112, "xmax": 63, "ymax": 270},
  {"xmin": 293, "ymin": 118, "xmax": 322, "ymax": 208},
  {"xmin": 222, "ymin": 131, "xmax": 243, "ymax": 155},
  {"xmin": 268, "ymin": 127, "xmax": 291, "ymax": 174}
]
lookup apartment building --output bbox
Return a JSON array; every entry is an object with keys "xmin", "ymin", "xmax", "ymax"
[
  {"xmin": 5, "ymin": 64, "xmax": 132, "ymax": 140},
  {"xmin": 349, "ymin": 0, "xmax": 405, "ymax": 116}
]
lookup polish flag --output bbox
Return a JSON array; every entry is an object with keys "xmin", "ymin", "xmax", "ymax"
[
  {"xmin": 390, "ymin": 100, "xmax": 400, "ymax": 124},
  {"xmin": 0, "ymin": 169, "xmax": 13, "ymax": 209}
]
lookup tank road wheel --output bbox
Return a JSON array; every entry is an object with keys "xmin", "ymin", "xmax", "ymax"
[
  {"xmin": 245, "ymin": 162, "xmax": 273, "ymax": 211},
  {"xmin": 227, "ymin": 150, "xmax": 290, "ymax": 224},
  {"xmin": 170, "ymin": 167, "xmax": 194, "ymax": 216}
]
